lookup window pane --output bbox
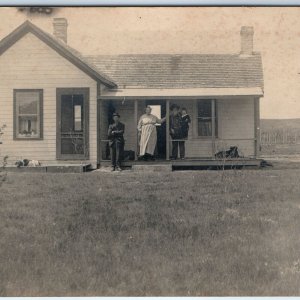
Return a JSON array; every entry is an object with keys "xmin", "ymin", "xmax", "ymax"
[
  {"xmin": 198, "ymin": 100, "xmax": 211, "ymax": 118},
  {"xmin": 74, "ymin": 105, "xmax": 82, "ymax": 131},
  {"xmin": 198, "ymin": 120, "xmax": 212, "ymax": 136},
  {"xmin": 61, "ymin": 94, "xmax": 84, "ymax": 132},
  {"xmin": 17, "ymin": 92, "xmax": 39, "ymax": 114},
  {"xmin": 17, "ymin": 116, "xmax": 39, "ymax": 138},
  {"xmin": 61, "ymin": 137, "xmax": 84, "ymax": 155},
  {"xmin": 61, "ymin": 95, "xmax": 74, "ymax": 132},
  {"xmin": 197, "ymin": 100, "xmax": 218, "ymax": 137},
  {"xmin": 198, "ymin": 100, "xmax": 212, "ymax": 136}
]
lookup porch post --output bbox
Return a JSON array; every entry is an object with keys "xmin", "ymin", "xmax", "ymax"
[
  {"xmin": 98, "ymin": 98, "xmax": 102, "ymax": 164},
  {"xmin": 211, "ymin": 99, "xmax": 216, "ymax": 159},
  {"xmin": 254, "ymin": 97, "xmax": 260, "ymax": 157},
  {"xmin": 134, "ymin": 99, "xmax": 138, "ymax": 160},
  {"xmin": 166, "ymin": 99, "xmax": 170, "ymax": 160}
]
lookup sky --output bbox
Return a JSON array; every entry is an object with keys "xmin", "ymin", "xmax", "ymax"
[{"xmin": 0, "ymin": 7, "xmax": 299, "ymax": 119}]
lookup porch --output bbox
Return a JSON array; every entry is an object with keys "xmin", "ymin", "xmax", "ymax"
[{"xmin": 98, "ymin": 94, "xmax": 261, "ymax": 165}]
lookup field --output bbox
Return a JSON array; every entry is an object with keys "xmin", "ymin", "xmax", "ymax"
[
  {"xmin": 260, "ymin": 118, "xmax": 300, "ymax": 156},
  {"xmin": 260, "ymin": 144, "xmax": 300, "ymax": 156},
  {"xmin": 261, "ymin": 118, "xmax": 300, "ymax": 131},
  {"xmin": 1, "ymin": 168, "xmax": 300, "ymax": 296}
]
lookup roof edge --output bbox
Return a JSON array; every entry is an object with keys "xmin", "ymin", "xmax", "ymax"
[{"xmin": 99, "ymin": 87, "xmax": 264, "ymax": 98}]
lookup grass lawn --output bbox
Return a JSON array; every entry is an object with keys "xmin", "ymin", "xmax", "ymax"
[{"xmin": 1, "ymin": 168, "xmax": 300, "ymax": 296}]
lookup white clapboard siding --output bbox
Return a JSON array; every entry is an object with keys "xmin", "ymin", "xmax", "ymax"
[
  {"xmin": 217, "ymin": 97, "xmax": 255, "ymax": 157},
  {"xmin": 0, "ymin": 32, "xmax": 98, "ymax": 165},
  {"xmin": 217, "ymin": 98, "xmax": 254, "ymax": 139}
]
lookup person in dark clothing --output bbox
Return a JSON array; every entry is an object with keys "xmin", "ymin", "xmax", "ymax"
[
  {"xmin": 181, "ymin": 107, "xmax": 191, "ymax": 139},
  {"xmin": 170, "ymin": 104, "xmax": 185, "ymax": 159},
  {"xmin": 108, "ymin": 112, "xmax": 125, "ymax": 171}
]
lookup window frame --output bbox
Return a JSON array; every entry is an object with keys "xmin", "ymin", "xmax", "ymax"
[
  {"xmin": 13, "ymin": 89, "xmax": 44, "ymax": 140},
  {"xmin": 194, "ymin": 99, "xmax": 218, "ymax": 139}
]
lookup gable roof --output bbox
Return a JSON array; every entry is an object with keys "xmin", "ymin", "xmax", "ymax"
[
  {"xmin": 0, "ymin": 21, "xmax": 264, "ymax": 92},
  {"xmin": 85, "ymin": 54, "xmax": 264, "ymax": 90},
  {"xmin": 0, "ymin": 21, "xmax": 117, "ymax": 88}
]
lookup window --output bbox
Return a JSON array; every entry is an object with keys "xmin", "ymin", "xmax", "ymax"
[
  {"xmin": 197, "ymin": 99, "xmax": 217, "ymax": 137},
  {"xmin": 14, "ymin": 90, "xmax": 43, "ymax": 139}
]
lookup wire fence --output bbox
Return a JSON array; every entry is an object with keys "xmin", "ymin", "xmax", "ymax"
[{"xmin": 260, "ymin": 129, "xmax": 300, "ymax": 145}]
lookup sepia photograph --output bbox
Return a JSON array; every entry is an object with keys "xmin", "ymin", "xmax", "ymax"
[{"xmin": 0, "ymin": 5, "xmax": 300, "ymax": 296}]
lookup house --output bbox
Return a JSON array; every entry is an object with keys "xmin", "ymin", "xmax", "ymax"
[{"xmin": 0, "ymin": 19, "xmax": 263, "ymax": 169}]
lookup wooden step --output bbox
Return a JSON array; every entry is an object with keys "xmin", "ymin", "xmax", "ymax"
[
  {"xmin": 46, "ymin": 164, "xmax": 91, "ymax": 173},
  {"xmin": 5, "ymin": 164, "xmax": 91, "ymax": 173}
]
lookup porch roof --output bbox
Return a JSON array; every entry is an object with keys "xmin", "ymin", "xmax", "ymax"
[
  {"xmin": 98, "ymin": 87, "xmax": 263, "ymax": 99},
  {"xmin": 86, "ymin": 53, "xmax": 264, "ymax": 90}
]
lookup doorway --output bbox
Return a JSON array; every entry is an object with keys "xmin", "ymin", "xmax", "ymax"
[
  {"xmin": 56, "ymin": 88, "xmax": 89, "ymax": 160},
  {"xmin": 145, "ymin": 100, "xmax": 166, "ymax": 159}
]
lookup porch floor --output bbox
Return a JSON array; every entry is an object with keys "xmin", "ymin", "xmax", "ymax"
[{"xmin": 101, "ymin": 158, "xmax": 263, "ymax": 169}]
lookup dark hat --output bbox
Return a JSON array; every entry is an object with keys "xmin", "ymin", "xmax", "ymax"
[
  {"xmin": 112, "ymin": 112, "xmax": 120, "ymax": 118},
  {"xmin": 170, "ymin": 104, "xmax": 180, "ymax": 111}
]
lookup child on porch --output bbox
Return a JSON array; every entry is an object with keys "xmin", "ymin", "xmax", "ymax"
[{"xmin": 180, "ymin": 107, "xmax": 191, "ymax": 140}]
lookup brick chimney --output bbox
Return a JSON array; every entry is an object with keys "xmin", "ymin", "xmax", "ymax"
[
  {"xmin": 240, "ymin": 26, "xmax": 254, "ymax": 56},
  {"xmin": 53, "ymin": 18, "xmax": 68, "ymax": 43}
]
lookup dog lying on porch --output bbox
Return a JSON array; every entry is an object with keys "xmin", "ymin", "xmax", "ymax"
[
  {"xmin": 215, "ymin": 146, "xmax": 241, "ymax": 159},
  {"xmin": 15, "ymin": 159, "xmax": 41, "ymax": 167}
]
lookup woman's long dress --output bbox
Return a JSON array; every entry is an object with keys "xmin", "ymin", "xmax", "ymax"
[{"xmin": 138, "ymin": 114, "xmax": 158, "ymax": 156}]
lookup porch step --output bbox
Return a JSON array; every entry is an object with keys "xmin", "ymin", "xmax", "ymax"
[
  {"xmin": 5, "ymin": 166, "xmax": 47, "ymax": 173},
  {"xmin": 46, "ymin": 164, "xmax": 91, "ymax": 173},
  {"xmin": 132, "ymin": 164, "xmax": 172, "ymax": 172},
  {"xmin": 5, "ymin": 163, "xmax": 91, "ymax": 173}
]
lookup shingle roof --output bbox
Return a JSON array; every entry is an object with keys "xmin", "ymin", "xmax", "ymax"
[{"xmin": 85, "ymin": 54, "xmax": 264, "ymax": 89}]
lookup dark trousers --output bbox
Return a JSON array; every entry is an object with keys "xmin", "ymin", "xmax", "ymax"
[
  {"xmin": 172, "ymin": 141, "xmax": 185, "ymax": 159},
  {"xmin": 110, "ymin": 141, "xmax": 123, "ymax": 168}
]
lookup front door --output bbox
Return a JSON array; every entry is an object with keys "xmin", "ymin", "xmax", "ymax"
[
  {"xmin": 56, "ymin": 88, "xmax": 89, "ymax": 160},
  {"xmin": 145, "ymin": 100, "xmax": 166, "ymax": 159}
]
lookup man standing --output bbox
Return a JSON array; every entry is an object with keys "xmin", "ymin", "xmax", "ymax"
[
  {"xmin": 108, "ymin": 112, "xmax": 125, "ymax": 171},
  {"xmin": 170, "ymin": 104, "xmax": 185, "ymax": 160}
]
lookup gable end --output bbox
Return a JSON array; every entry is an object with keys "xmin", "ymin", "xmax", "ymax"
[{"xmin": 0, "ymin": 21, "xmax": 117, "ymax": 89}]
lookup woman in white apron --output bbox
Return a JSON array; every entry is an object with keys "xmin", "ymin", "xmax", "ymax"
[{"xmin": 137, "ymin": 105, "xmax": 166, "ymax": 160}]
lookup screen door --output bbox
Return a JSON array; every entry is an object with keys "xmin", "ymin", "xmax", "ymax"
[{"xmin": 56, "ymin": 88, "xmax": 89, "ymax": 160}]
